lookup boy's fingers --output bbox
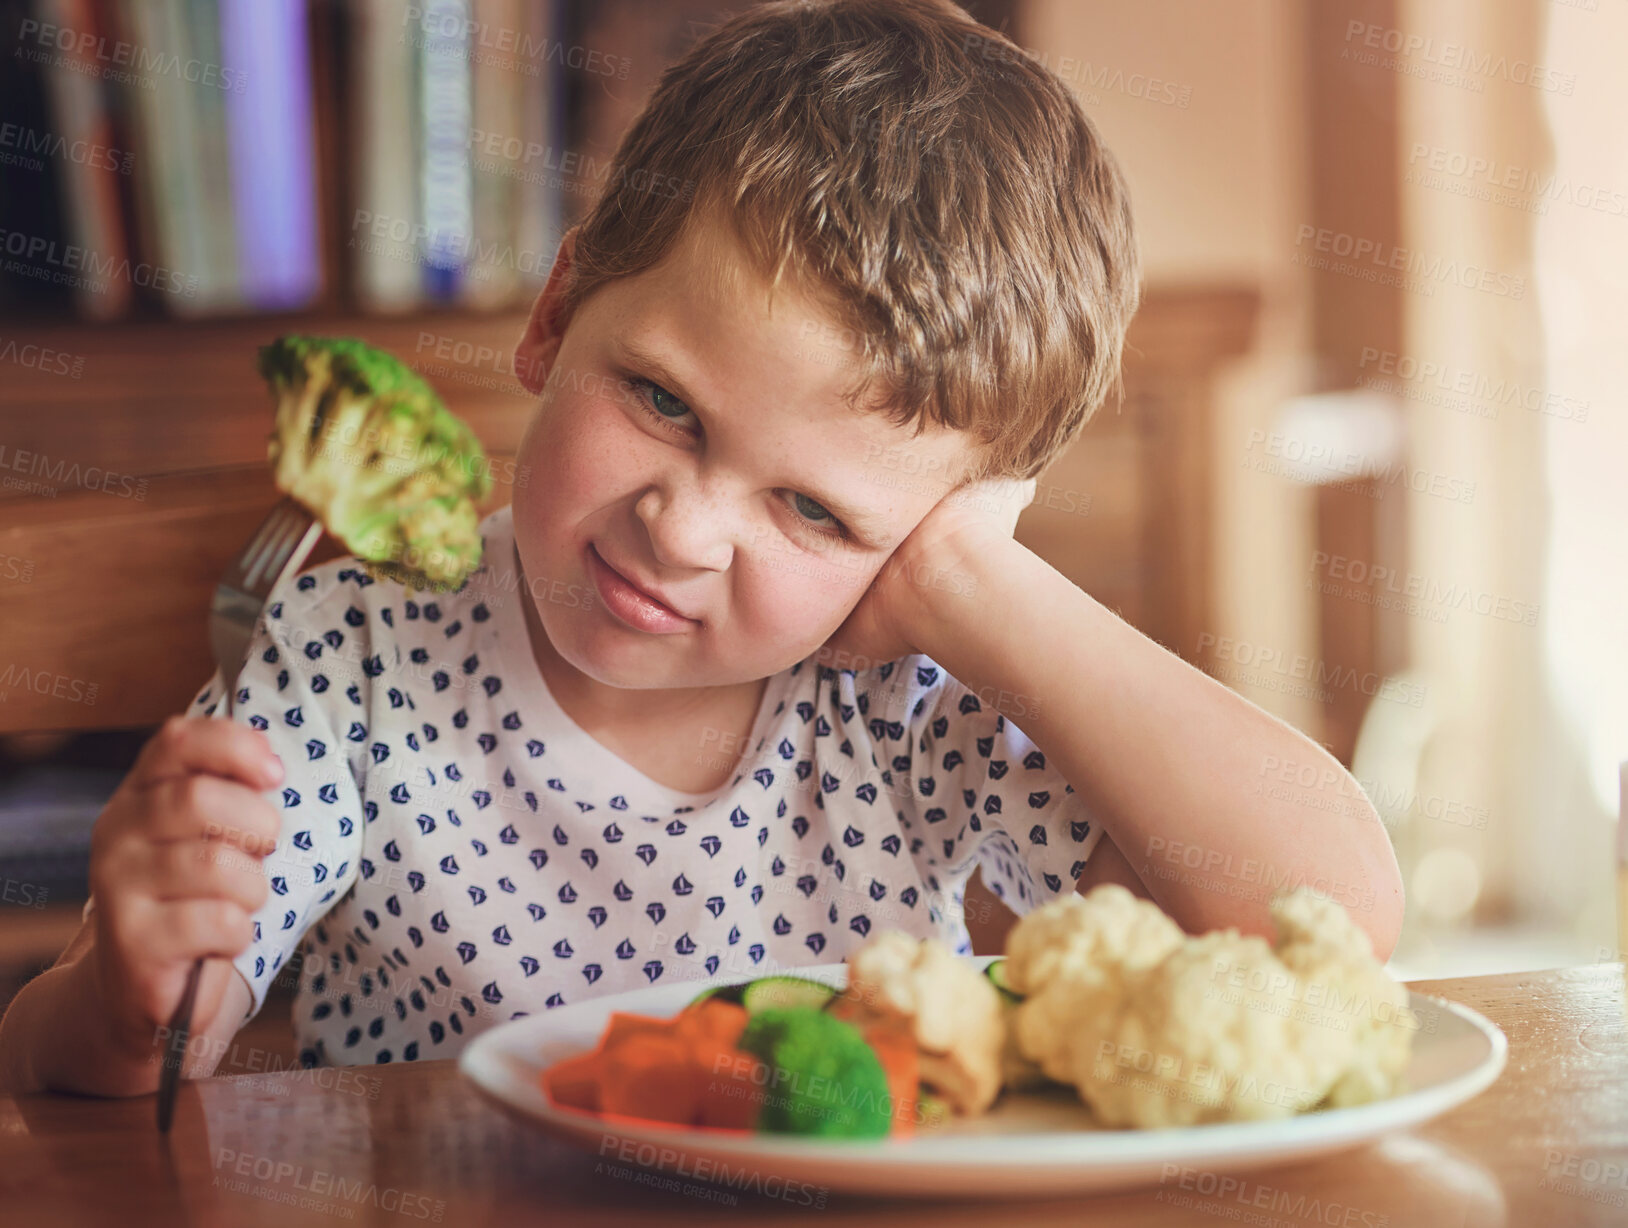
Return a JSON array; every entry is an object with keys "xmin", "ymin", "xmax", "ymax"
[
  {"xmin": 137, "ymin": 715, "xmax": 284, "ymax": 793},
  {"xmin": 148, "ymin": 840, "xmax": 271, "ymax": 914},
  {"xmin": 145, "ymin": 774, "xmax": 283, "ymax": 852},
  {"xmin": 144, "ymin": 897, "xmax": 257, "ymax": 965}
]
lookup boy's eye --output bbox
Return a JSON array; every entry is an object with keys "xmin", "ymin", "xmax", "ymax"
[
  {"xmin": 788, "ymin": 492, "xmax": 842, "ymax": 536},
  {"xmin": 632, "ymin": 378, "xmax": 694, "ymax": 427},
  {"xmin": 627, "ymin": 375, "xmax": 847, "ymax": 540}
]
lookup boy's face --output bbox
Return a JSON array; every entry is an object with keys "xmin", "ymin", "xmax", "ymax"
[{"xmin": 509, "ymin": 206, "xmax": 978, "ymax": 694}]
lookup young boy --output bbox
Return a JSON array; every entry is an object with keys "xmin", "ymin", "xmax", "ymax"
[{"xmin": 0, "ymin": 0, "xmax": 1401, "ymax": 1093}]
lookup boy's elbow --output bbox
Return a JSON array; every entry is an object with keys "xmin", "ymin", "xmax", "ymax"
[
  {"xmin": 1366, "ymin": 882, "xmax": 1404, "ymax": 964},
  {"xmin": 1356, "ymin": 802, "xmax": 1405, "ymax": 963}
]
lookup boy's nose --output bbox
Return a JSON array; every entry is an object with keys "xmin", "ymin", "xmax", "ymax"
[{"xmin": 634, "ymin": 480, "xmax": 737, "ymax": 574}]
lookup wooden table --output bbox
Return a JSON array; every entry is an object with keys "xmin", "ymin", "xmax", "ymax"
[{"xmin": 2, "ymin": 965, "xmax": 1623, "ymax": 1226}]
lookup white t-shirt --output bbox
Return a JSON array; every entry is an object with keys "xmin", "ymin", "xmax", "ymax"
[{"xmin": 177, "ymin": 504, "xmax": 1102, "ymax": 1066}]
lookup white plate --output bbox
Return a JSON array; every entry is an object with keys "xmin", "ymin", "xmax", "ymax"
[{"xmin": 457, "ymin": 958, "xmax": 1507, "ymax": 1199}]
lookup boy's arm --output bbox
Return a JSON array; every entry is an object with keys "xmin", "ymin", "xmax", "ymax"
[
  {"xmin": 1072, "ymin": 827, "xmax": 1156, "ymax": 901},
  {"xmin": 0, "ymin": 913, "xmax": 253, "ymax": 1097},
  {"xmin": 916, "ymin": 540, "xmax": 1404, "ymax": 958}
]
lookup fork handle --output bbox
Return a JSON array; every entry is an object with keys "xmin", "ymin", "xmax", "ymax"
[
  {"xmin": 156, "ymin": 958, "xmax": 204, "ymax": 1132},
  {"xmin": 156, "ymin": 678, "xmax": 236, "ymax": 1133}
]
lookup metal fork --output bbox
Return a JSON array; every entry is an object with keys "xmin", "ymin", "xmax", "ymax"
[{"xmin": 157, "ymin": 494, "xmax": 321, "ymax": 1133}]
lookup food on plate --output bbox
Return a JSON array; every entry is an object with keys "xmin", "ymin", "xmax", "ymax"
[
  {"xmin": 983, "ymin": 963, "xmax": 1050, "ymax": 1093},
  {"xmin": 541, "ymin": 971, "xmax": 943, "ymax": 1139},
  {"xmin": 1270, "ymin": 888, "xmax": 1416, "ymax": 1108},
  {"xmin": 259, "ymin": 334, "xmax": 492, "ymax": 592},
  {"xmin": 831, "ymin": 930, "xmax": 1006, "ymax": 1115},
  {"xmin": 1004, "ymin": 884, "xmax": 1418, "ymax": 1128},
  {"xmin": 734, "ymin": 1007, "xmax": 894, "ymax": 1138},
  {"xmin": 1001, "ymin": 883, "xmax": 1189, "ymax": 1103},
  {"xmin": 538, "ymin": 885, "xmax": 1417, "ymax": 1138},
  {"xmin": 541, "ymin": 996, "xmax": 762, "ymax": 1130}
]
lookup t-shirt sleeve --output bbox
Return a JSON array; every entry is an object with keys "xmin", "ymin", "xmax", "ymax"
[
  {"xmin": 873, "ymin": 654, "xmax": 1104, "ymax": 914},
  {"xmin": 180, "ymin": 574, "xmax": 368, "ymax": 1025}
]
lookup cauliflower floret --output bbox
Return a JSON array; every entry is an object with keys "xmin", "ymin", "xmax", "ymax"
[
  {"xmin": 1003, "ymin": 886, "xmax": 1187, "ymax": 1087},
  {"xmin": 1008, "ymin": 885, "xmax": 1415, "ymax": 1128},
  {"xmin": 1270, "ymin": 890, "xmax": 1417, "ymax": 1106},
  {"xmin": 1073, "ymin": 933, "xmax": 1359, "ymax": 1127},
  {"xmin": 996, "ymin": 999, "xmax": 1053, "ymax": 1093},
  {"xmin": 1004, "ymin": 885, "xmax": 1186, "ymax": 996},
  {"xmin": 841, "ymin": 931, "xmax": 1005, "ymax": 1115}
]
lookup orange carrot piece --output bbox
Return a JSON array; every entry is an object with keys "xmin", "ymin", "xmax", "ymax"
[
  {"xmin": 863, "ymin": 1020, "xmax": 921, "ymax": 1138},
  {"xmin": 542, "ymin": 1001, "xmax": 762, "ymax": 1132},
  {"xmin": 598, "ymin": 1033, "xmax": 699, "ymax": 1125},
  {"xmin": 677, "ymin": 998, "xmax": 749, "ymax": 1048},
  {"xmin": 823, "ymin": 995, "xmax": 868, "ymax": 1026},
  {"xmin": 691, "ymin": 1040, "xmax": 761, "ymax": 1131},
  {"xmin": 599, "ymin": 1011, "xmax": 673, "ymax": 1049},
  {"xmin": 541, "ymin": 1050, "xmax": 602, "ymax": 1112}
]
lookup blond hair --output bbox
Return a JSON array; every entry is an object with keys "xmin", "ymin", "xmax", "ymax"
[{"xmin": 559, "ymin": 0, "xmax": 1142, "ymax": 481}]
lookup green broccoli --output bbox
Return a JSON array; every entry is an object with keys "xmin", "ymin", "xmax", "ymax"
[
  {"xmin": 258, "ymin": 335, "xmax": 493, "ymax": 593},
  {"xmin": 735, "ymin": 1007, "xmax": 893, "ymax": 1139}
]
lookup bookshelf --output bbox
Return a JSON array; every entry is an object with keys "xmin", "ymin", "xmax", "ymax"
[{"xmin": 0, "ymin": 0, "xmax": 573, "ymax": 322}]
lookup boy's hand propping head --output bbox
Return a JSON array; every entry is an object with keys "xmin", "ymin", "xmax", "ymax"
[
  {"xmin": 814, "ymin": 474, "xmax": 1036, "ymax": 671},
  {"xmin": 85, "ymin": 715, "xmax": 284, "ymax": 1058}
]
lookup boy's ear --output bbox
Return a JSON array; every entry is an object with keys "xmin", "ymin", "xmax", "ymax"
[{"xmin": 514, "ymin": 226, "xmax": 579, "ymax": 396}]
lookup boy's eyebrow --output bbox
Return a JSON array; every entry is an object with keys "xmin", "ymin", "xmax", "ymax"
[{"xmin": 610, "ymin": 334, "xmax": 900, "ymax": 544}]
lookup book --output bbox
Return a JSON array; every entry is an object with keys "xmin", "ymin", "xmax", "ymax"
[
  {"xmin": 0, "ymin": 0, "xmax": 77, "ymax": 316},
  {"xmin": 461, "ymin": 0, "xmax": 522, "ymax": 309},
  {"xmin": 416, "ymin": 0, "xmax": 475, "ymax": 304},
  {"xmin": 112, "ymin": 0, "xmax": 240, "ymax": 315},
  {"xmin": 351, "ymin": 0, "xmax": 424, "ymax": 312},
  {"xmin": 31, "ymin": 0, "xmax": 133, "ymax": 319},
  {"xmin": 514, "ymin": 0, "xmax": 565, "ymax": 307},
  {"xmin": 219, "ymin": 0, "xmax": 321, "ymax": 311}
]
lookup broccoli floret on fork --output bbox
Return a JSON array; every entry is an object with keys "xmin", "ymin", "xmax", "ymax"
[{"xmin": 259, "ymin": 335, "xmax": 493, "ymax": 592}]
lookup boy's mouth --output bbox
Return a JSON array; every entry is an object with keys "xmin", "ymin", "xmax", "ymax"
[{"xmin": 586, "ymin": 543, "xmax": 698, "ymax": 630}]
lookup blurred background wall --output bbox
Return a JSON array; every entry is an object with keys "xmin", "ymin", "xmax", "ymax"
[{"xmin": 0, "ymin": 0, "xmax": 1623, "ymax": 1029}]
